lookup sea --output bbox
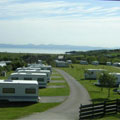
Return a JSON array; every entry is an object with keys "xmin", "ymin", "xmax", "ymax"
[{"xmin": 0, "ymin": 48, "xmax": 71, "ymax": 54}]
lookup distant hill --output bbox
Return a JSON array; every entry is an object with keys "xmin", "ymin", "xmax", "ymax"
[{"xmin": 0, "ymin": 43, "xmax": 107, "ymax": 51}]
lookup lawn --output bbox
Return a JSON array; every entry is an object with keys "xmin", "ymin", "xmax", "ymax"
[
  {"xmin": 0, "ymin": 102, "xmax": 60, "ymax": 120},
  {"xmin": 0, "ymin": 69, "xmax": 70, "ymax": 120},
  {"xmin": 39, "ymin": 69, "xmax": 70, "ymax": 96},
  {"xmin": 61, "ymin": 64, "xmax": 120, "ymax": 120},
  {"xmin": 0, "ymin": 71, "xmax": 13, "ymax": 79},
  {"xmin": 39, "ymin": 87, "xmax": 69, "ymax": 96},
  {"xmin": 51, "ymin": 76, "xmax": 65, "ymax": 80}
]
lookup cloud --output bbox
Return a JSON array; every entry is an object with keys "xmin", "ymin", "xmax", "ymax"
[
  {"xmin": 1, "ymin": 0, "xmax": 120, "ymax": 48},
  {"xmin": 0, "ymin": 0, "xmax": 120, "ymax": 20}
]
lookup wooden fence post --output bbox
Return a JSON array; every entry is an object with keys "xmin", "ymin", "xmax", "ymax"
[
  {"xmin": 92, "ymin": 102, "xmax": 94, "ymax": 118},
  {"xmin": 79, "ymin": 104, "xmax": 82, "ymax": 120},
  {"xmin": 118, "ymin": 99, "xmax": 120, "ymax": 113},
  {"xmin": 103, "ymin": 101, "xmax": 106, "ymax": 117},
  {"xmin": 79, "ymin": 99, "xmax": 119, "ymax": 120},
  {"xmin": 116, "ymin": 99, "xmax": 118, "ymax": 114}
]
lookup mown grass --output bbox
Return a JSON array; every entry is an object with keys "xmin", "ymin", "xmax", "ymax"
[
  {"xmin": 61, "ymin": 64, "xmax": 120, "ymax": 120},
  {"xmin": 0, "ymin": 69, "xmax": 70, "ymax": 120},
  {"xmin": 0, "ymin": 102, "xmax": 60, "ymax": 120},
  {"xmin": 48, "ymin": 82, "xmax": 66, "ymax": 86},
  {"xmin": 51, "ymin": 73, "xmax": 62, "ymax": 76},
  {"xmin": 39, "ymin": 69, "xmax": 69, "ymax": 96},
  {"xmin": 0, "ymin": 71, "xmax": 13, "ymax": 80},
  {"xmin": 39, "ymin": 87, "xmax": 69, "ymax": 96},
  {"xmin": 51, "ymin": 77, "xmax": 64, "ymax": 80}
]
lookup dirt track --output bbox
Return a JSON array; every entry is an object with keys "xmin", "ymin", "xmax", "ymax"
[{"xmin": 17, "ymin": 69, "xmax": 91, "ymax": 120}]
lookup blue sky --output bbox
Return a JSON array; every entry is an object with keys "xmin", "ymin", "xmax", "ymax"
[{"xmin": 0, "ymin": 0, "xmax": 120, "ymax": 47}]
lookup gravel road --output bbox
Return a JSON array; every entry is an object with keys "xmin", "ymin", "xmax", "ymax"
[{"xmin": 17, "ymin": 69, "xmax": 91, "ymax": 120}]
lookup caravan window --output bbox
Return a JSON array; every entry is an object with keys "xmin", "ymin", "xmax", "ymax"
[
  {"xmin": 2, "ymin": 88, "xmax": 15, "ymax": 93},
  {"xmin": 37, "ymin": 78, "xmax": 44, "ymax": 82},
  {"xmin": 11, "ymin": 77, "xmax": 18, "ymax": 80},
  {"xmin": 25, "ymin": 88, "xmax": 36, "ymax": 94},
  {"xmin": 91, "ymin": 72, "xmax": 94, "ymax": 74},
  {"xmin": 24, "ymin": 77, "xmax": 32, "ymax": 80}
]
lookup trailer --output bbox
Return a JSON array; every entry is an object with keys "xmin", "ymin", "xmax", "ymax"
[
  {"xmin": 106, "ymin": 62, "xmax": 112, "ymax": 66},
  {"xmin": 37, "ymin": 65, "xmax": 52, "ymax": 74},
  {"xmin": 84, "ymin": 69, "xmax": 106, "ymax": 80},
  {"xmin": 80, "ymin": 60, "xmax": 88, "ymax": 65},
  {"xmin": 29, "ymin": 64, "xmax": 52, "ymax": 74},
  {"xmin": 0, "ymin": 61, "xmax": 6, "ymax": 67},
  {"xmin": 113, "ymin": 62, "xmax": 120, "ymax": 67},
  {"xmin": 117, "ymin": 84, "xmax": 120, "ymax": 93},
  {"xmin": 0, "ymin": 80, "xmax": 39, "ymax": 102},
  {"xmin": 96, "ymin": 72, "xmax": 120, "ymax": 86},
  {"xmin": 17, "ymin": 69, "xmax": 51, "ymax": 83},
  {"xmin": 109, "ymin": 73, "xmax": 120, "ymax": 86},
  {"xmin": 9, "ymin": 72, "xmax": 47, "ymax": 88},
  {"xmin": 55, "ymin": 61, "xmax": 69, "ymax": 67},
  {"xmin": 16, "ymin": 67, "xmax": 41, "ymax": 72},
  {"xmin": 92, "ymin": 61, "xmax": 99, "ymax": 65},
  {"xmin": 66, "ymin": 60, "xmax": 72, "ymax": 64},
  {"xmin": 38, "ymin": 60, "xmax": 42, "ymax": 64}
]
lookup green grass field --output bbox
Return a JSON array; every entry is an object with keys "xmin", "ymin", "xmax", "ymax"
[
  {"xmin": 0, "ymin": 69, "xmax": 70, "ymax": 120},
  {"xmin": 39, "ymin": 69, "xmax": 69, "ymax": 96},
  {"xmin": 39, "ymin": 87, "xmax": 69, "ymax": 96},
  {"xmin": 0, "ymin": 103, "xmax": 60, "ymax": 120},
  {"xmin": 51, "ymin": 76, "xmax": 65, "ymax": 80},
  {"xmin": 0, "ymin": 71, "xmax": 13, "ymax": 79},
  {"xmin": 61, "ymin": 64, "xmax": 120, "ymax": 120}
]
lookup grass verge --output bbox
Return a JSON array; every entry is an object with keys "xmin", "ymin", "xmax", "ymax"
[
  {"xmin": 0, "ymin": 102, "xmax": 60, "ymax": 120},
  {"xmin": 0, "ymin": 69, "xmax": 69, "ymax": 120},
  {"xmin": 39, "ymin": 69, "xmax": 69, "ymax": 96},
  {"xmin": 61, "ymin": 64, "xmax": 120, "ymax": 120}
]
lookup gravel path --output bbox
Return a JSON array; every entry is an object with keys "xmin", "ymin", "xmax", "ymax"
[
  {"xmin": 50, "ymin": 80, "xmax": 65, "ymax": 83},
  {"xmin": 40, "ymin": 96, "xmax": 67, "ymax": 103},
  {"xmin": 17, "ymin": 69, "xmax": 91, "ymax": 120},
  {"xmin": 47, "ymin": 85, "xmax": 65, "ymax": 88}
]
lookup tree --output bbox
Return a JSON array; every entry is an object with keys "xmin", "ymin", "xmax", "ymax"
[
  {"xmin": 11, "ymin": 60, "xmax": 26, "ymax": 70},
  {"xmin": 98, "ymin": 72, "xmax": 107, "ymax": 91},
  {"xmin": 98, "ymin": 72, "xmax": 117, "ymax": 98}
]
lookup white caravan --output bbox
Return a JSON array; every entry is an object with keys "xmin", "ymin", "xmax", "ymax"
[
  {"xmin": 38, "ymin": 60, "xmax": 42, "ymax": 64},
  {"xmin": 84, "ymin": 69, "xmax": 105, "ymax": 79},
  {"xmin": 92, "ymin": 61, "xmax": 99, "ymax": 65},
  {"xmin": 41, "ymin": 65, "xmax": 52, "ymax": 74},
  {"xmin": 80, "ymin": 60, "xmax": 88, "ymax": 65},
  {"xmin": 96, "ymin": 73, "xmax": 120, "ymax": 86},
  {"xmin": 109, "ymin": 73, "xmax": 120, "ymax": 86},
  {"xmin": 9, "ymin": 72, "xmax": 47, "ymax": 88},
  {"xmin": 29, "ymin": 64, "xmax": 52, "ymax": 74},
  {"xmin": 106, "ymin": 62, "xmax": 112, "ymax": 66},
  {"xmin": 55, "ymin": 61, "xmax": 69, "ymax": 67},
  {"xmin": 16, "ymin": 67, "xmax": 41, "ymax": 72},
  {"xmin": 66, "ymin": 60, "xmax": 72, "ymax": 64},
  {"xmin": 0, "ymin": 80, "xmax": 39, "ymax": 102},
  {"xmin": 113, "ymin": 62, "xmax": 120, "ymax": 67},
  {"xmin": 17, "ymin": 69, "xmax": 51, "ymax": 83}
]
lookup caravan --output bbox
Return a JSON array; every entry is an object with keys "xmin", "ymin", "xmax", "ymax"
[
  {"xmin": 17, "ymin": 69, "xmax": 51, "ymax": 83},
  {"xmin": 9, "ymin": 72, "xmax": 47, "ymax": 88},
  {"xmin": 0, "ymin": 80, "xmax": 39, "ymax": 102},
  {"xmin": 16, "ymin": 67, "xmax": 41, "ymax": 72},
  {"xmin": 84, "ymin": 69, "xmax": 105, "ymax": 80},
  {"xmin": 29, "ymin": 64, "xmax": 52, "ymax": 74}
]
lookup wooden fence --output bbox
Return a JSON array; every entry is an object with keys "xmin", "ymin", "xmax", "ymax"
[{"xmin": 79, "ymin": 99, "xmax": 120, "ymax": 119}]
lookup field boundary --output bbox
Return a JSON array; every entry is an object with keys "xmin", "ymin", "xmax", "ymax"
[{"xmin": 79, "ymin": 99, "xmax": 120, "ymax": 119}]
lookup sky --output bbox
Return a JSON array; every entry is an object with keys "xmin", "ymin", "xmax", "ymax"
[{"xmin": 0, "ymin": 0, "xmax": 120, "ymax": 47}]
